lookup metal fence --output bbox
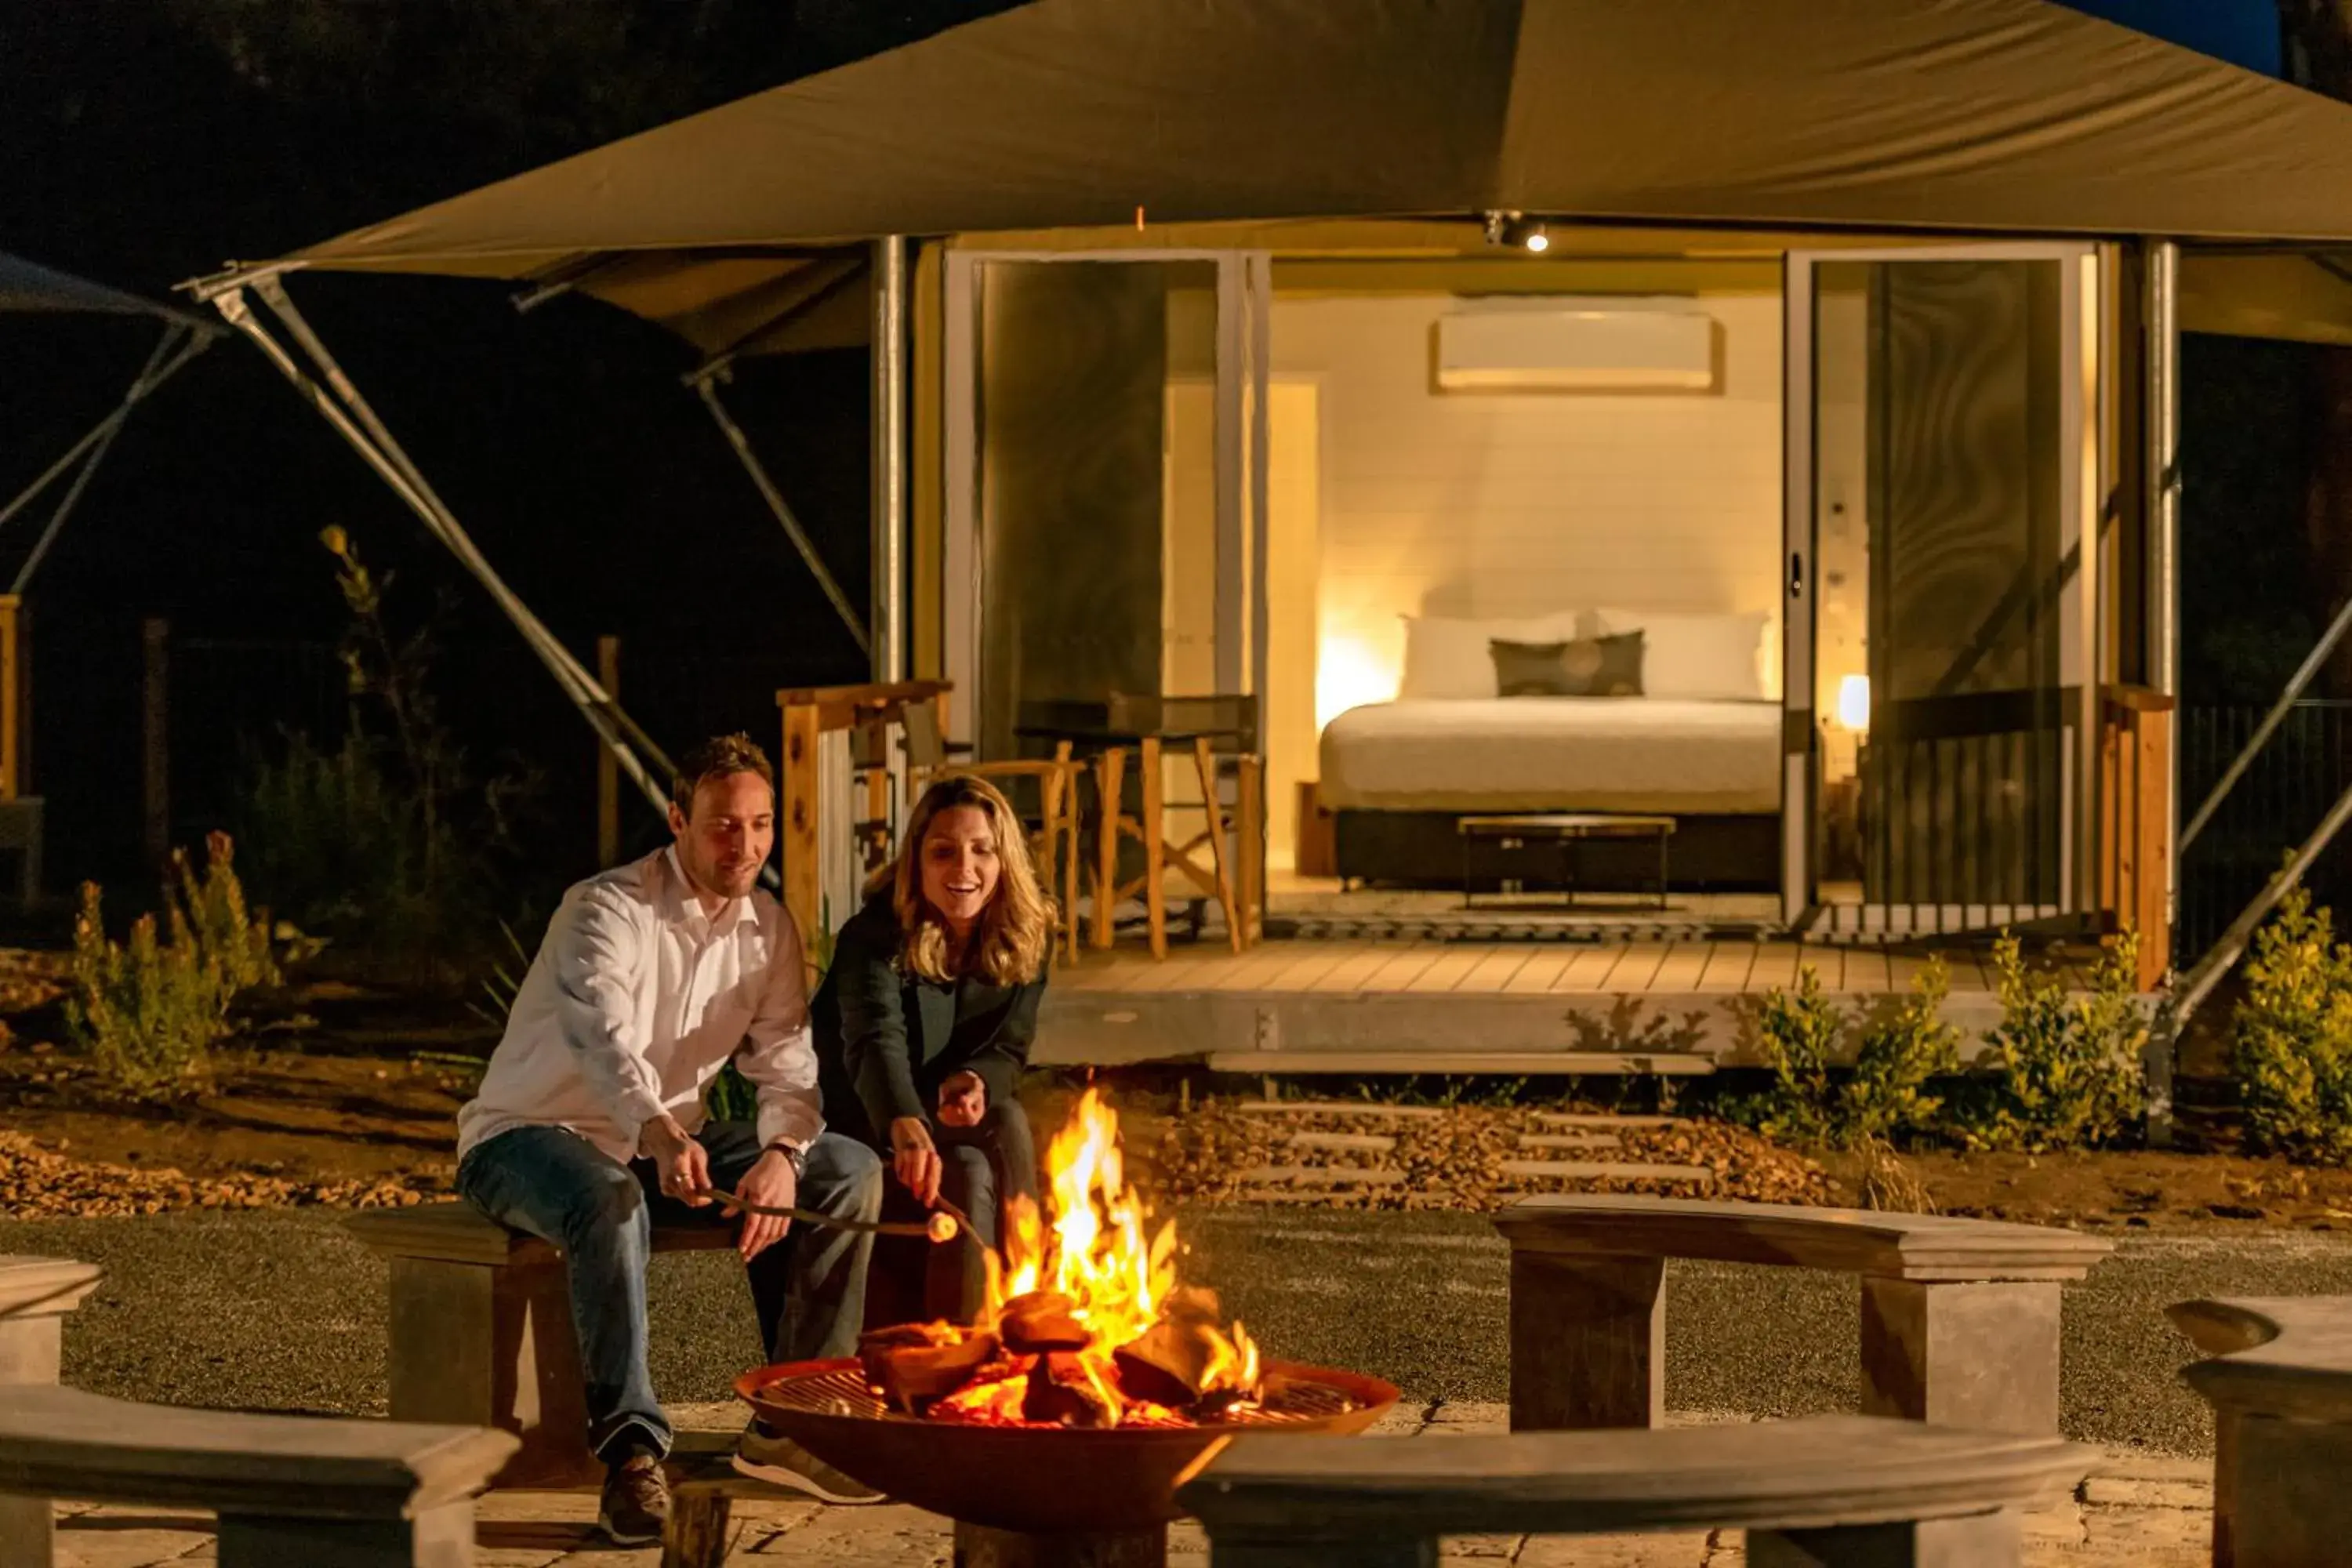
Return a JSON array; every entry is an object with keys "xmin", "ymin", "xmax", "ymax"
[{"xmin": 2177, "ymin": 701, "xmax": 2352, "ymax": 961}]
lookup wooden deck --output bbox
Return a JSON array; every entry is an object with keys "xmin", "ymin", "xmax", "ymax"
[{"xmin": 1034, "ymin": 935, "xmax": 2107, "ymax": 1073}]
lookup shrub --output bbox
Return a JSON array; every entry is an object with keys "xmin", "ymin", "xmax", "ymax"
[
  {"xmin": 2230, "ymin": 886, "xmax": 2352, "ymax": 1165},
  {"xmin": 1952, "ymin": 932, "xmax": 2147, "ymax": 1152},
  {"xmin": 1745, "ymin": 959, "xmax": 1958, "ymax": 1150},
  {"xmin": 67, "ymin": 833, "xmax": 278, "ymax": 1101}
]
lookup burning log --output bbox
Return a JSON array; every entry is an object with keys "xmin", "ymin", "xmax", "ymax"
[
  {"xmin": 997, "ymin": 1290, "xmax": 1093, "ymax": 1354},
  {"xmin": 1023, "ymin": 1350, "xmax": 1119, "ymax": 1428},
  {"xmin": 1112, "ymin": 1318, "xmax": 1221, "ymax": 1406},
  {"xmin": 862, "ymin": 1327, "xmax": 1007, "ymax": 1414}
]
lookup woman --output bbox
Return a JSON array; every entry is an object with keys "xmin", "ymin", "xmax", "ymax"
[{"xmin": 811, "ymin": 773, "xmax": 1052, "ymax": 1324}]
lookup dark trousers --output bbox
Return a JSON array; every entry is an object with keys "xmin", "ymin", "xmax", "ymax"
[
  {"xmin": 870, "ymin": 1099, "xmax": 1039, "ymax": 1326},
  {"xmin": 456, "ymin": 1120, "xmax": 883, "ymax": 1461}
]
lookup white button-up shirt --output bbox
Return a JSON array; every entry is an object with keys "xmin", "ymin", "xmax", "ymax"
[{"xmin": 456, "ymin": 848, "xmax": 823, "ymax": 1165}]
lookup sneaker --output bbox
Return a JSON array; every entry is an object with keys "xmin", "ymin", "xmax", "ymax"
[
  {"xmin": 732, "ymin": 1420, "xmax": 885, "ymax": 1504},
  {"xmin": 597, "ymin": 1452, "xmax": 671, "ymax": 1546}
]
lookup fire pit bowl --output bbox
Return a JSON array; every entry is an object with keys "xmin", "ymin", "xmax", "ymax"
[{"xmin": 736, "ymin": 1356, "xmax": 1400, "ymax": 1535}]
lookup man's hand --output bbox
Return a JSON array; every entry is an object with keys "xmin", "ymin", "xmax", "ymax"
[
  {"xmin": 889, "ymin": 1116, "xmax": 942, "ymax": 1206},
  {"xmin": 640, "ymin": 1114, "xmax": 712, "ymax": 1206},
  {"xmin": 937, "ymin": 1071, "xmax": 986, "ymax": 1130},
  {"xmin": 734, "ymin": 1148, "xmax": 798, "ymax": 1261}
]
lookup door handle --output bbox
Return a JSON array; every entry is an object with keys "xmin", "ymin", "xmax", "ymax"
[{"xmin": 1789, "ymin": 552, "xmax": 1805, "ymax": 597}]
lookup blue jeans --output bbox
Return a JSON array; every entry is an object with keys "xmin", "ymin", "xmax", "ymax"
[{"xmin": 456, "ymin": 1121, "xmax": 884, "ymax": 1462}]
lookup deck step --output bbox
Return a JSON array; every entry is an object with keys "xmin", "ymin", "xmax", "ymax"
[
  {"xmin": 1285, "ymin": 1131, "xmax": 1398, "ymax": 1155},
  {"xmin": 1208, "ymin": 1051, "xmax": 1715, "ymax": 1077},
  {"xmin": 1238, "ymin": 1166, "xmax": 1408, "ymax": 1187},
  {"xmin": 1236, "ymin": 1101, "xmax": 1448, "ymax": 1121},
  {"xmin": 1497, "ymin": 1160, "xmax": 1714, "ymax": 1184},
  {"xmin": 1515, "ymin": 1131, "xmax": 1621, "ymax": 1152}
]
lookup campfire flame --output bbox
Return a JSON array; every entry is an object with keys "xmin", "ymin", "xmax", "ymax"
[{"xmin": 869, "ymin": 1088, "xmax": 1265, "ymax": 1428}]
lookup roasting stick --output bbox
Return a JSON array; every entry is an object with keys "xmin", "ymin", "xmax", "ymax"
[
  {"xmin": 710, "ymin": 1187, "xmax": 981, "ymax": 1245},
  {"xmin": 709, "ymin": 1187, "xmax": 964, "ymax": 1243}
]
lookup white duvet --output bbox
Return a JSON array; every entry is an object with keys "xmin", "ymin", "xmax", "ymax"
[{"xmin": 1319, "ymin": 698, "xmax": 1782, "ymax": 815}]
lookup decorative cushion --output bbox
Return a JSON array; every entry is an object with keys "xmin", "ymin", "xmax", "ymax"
[
  {"xmin": 1399, "ymin": 612, "xmax": 1584, "ymax": 699},
  {"xmin": 1592, "ymin": 608, "xmax": 1772, "ymax": 700},
  {"xmin": 1490, "ymin": 633, "xmax": 1646, "ymax": 697}
]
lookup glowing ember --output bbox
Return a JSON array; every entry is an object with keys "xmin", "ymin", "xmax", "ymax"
[{"xmin": 860, "ymin": 1088, "xmax": 1269, "ymax": 1429}]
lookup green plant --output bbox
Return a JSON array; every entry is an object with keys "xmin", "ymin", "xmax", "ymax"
[
  {"xmin": 67, "ymin": 833, "xmax": 279, "ymax": 1101},
  {"xmin": 1743, "ymin": 959, "xmax": 1958, "ymax": 1150},
  {"xmin": 234, "ymin": 529, "xmax": 539, "ymax": 968},
  {"xmin": 2230, "ymin": 886, "xmax": 2352, "ymax": 1164},
  {"xmin": 1953, "ymin": 933, "xmax": 2147, "ymax": 1152}
]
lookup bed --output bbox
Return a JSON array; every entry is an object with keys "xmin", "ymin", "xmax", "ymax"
[{"xmin": 1317, "ymin": 608, "xmax": 1786, "ymax": 890}]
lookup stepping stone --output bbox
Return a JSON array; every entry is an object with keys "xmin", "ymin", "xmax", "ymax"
[
  {"xmin": 1516, "ymin": 1131, "xmax": 1621, "ymax": 1152},
  {"xmin": 1530, "ymin": 1112, "xmax": 1682, "ymax": 1131},
  {"xmin": 1240, "ymin": 1165, "xmax": 1408, "ymax": 1186},
  {"xmin": 1236, "ymin": 1101, "xmax": 1447, "ymax": 1120},
  {"xmin": 1287, "ymin": 1131, "xmax": 1398, "ymax": 1154},
  {"xmin": 1497, "ymin": 1160, "xmax": 1714, "ymax": 1184}
]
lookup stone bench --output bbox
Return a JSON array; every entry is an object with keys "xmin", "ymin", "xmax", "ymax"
[
  {"xmin": 1491, "ymin": 1196, "xmax": 2111, "ymax": 1435},
  {"xmin": 1178, "ymin": 1412, "xmax": 2094, "ymax": 1566},
  {"xmin": 346, "ymin": 1200, "xmax": 736, "ymax": 1488},
  {"xmin": 0, "ymin": 1254, "xmax": 103, "ymax": 1568},
  {"xmin": 2169, "ymin": 1294, "xmax": 2352, "ymax": 1568},
  {"xmin": 0, "ymin": 1385, "xmax": 514, "ymax": 1568}
]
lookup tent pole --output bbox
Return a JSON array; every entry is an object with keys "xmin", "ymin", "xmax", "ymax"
[
  {"xmin": 0, "ymin": 325, "xmax": 209, "ymax": 542},
  {"xmin": 11, "ymin": 325, "xmax": 203, "ymax": 594},
  {"xmin": 872, "ymin": 235, "xmax": 908, "ymax": 684},
  {"xmin": 692, "ymin": 374, "xmax": 869, "ymax": 655},
  {"xmin": 210, "ymin": 286, "xmax": 670, "ymax": 811},
  {"xmin": 244, "ymin": 278, "xmax": 637, "ymax": 715}
]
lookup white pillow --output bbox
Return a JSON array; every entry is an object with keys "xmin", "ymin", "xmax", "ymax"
[
  {"xmin": 1398, "ymin": 612, "xmax": 1584, "ymax": 699},
  {"xmin": 1594, "ymin": 608, "xmax": 1771, "ymax": 700}
]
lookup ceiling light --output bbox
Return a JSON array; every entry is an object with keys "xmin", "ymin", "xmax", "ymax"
[{"xmin": 1480, "ymin": 211, "xmax": 1552, "ymax": 253}]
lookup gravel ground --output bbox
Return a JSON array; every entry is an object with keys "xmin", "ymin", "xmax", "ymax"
[{"xmin": 9, "ymin": 1206, "xmax": 2350, "ymax": 1455}]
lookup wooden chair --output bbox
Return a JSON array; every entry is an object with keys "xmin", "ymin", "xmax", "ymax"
[
  {"xmin": 1069, "ymin": 694, "xmax": 1262, "ymax": 959},
  {"xmin": 900, "ymin": 701, "xmax": 1083, "ymax": 963}
]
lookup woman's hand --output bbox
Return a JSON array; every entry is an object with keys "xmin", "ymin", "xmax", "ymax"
[
  {"xmin": 937, "ymin": 1071, "xmax": 986, "ymax": 1129},
  {"xmin": 889, "ymin": 1116, "xmax": 942, "ymax": 1205}
]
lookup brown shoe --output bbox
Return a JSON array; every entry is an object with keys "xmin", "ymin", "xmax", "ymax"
[{"xmin": 598, "ymin": 1452, "xmax": 671, "ymax": 1545}]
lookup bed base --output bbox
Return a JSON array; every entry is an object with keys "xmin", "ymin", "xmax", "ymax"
[{"xmin": 1332, "ymin": 809, "xmax": 1779, "ymax": 892}]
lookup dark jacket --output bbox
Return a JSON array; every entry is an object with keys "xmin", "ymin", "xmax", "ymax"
[{"xmin": 811, "ymin": 892, "xmax": 1048, "ymax": 1148}]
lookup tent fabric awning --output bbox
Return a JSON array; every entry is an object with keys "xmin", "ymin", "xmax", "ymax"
[
  {"xmin": 238, "ymin": 0, "xmax": 2352, "ymax": 353},
  {"xmin": 2, "ymin": 252, "xmax": 219, "ymax": 332}
]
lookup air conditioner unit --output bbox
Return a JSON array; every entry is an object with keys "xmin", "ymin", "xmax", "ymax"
[{"xmin": 1435, "ymin": 308, "xmax": 1719, "ymax": 392}]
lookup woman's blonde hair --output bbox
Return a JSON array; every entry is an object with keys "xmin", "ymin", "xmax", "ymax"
[{"xmin": 875, "ymin": 775, "xmax": 1053, "ymax": 985}]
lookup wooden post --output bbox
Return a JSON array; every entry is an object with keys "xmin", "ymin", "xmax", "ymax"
[
  {"xmin": 781, "ymin": 699, "xmax": 822, "ymax": 959},
  {"xmin": 0, "ymin": 597, "xmax": 20, "ymax": 801},
  {"xmin": 2099, "ymin": 687, "xmax": 2175, "ymax": 989},
  {"xmin": 597, "ymin": 636, "xmax": 621, "ymax": 867},
  {"xmin": 1507, "ymin": 1251, "xmax": 1666, "ymax": 1432},
  {"xmin": 1236, "ymin": 754, "xmax": 1265, "ymax": 948},
  {"xmin": 141, "ymin": 617, "xmax": 169, "ymax": 865}
]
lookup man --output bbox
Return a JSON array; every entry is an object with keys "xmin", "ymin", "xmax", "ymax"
[{"xmin": 455, "ymin": 733, "xmax": 884, "ymax": 1545}]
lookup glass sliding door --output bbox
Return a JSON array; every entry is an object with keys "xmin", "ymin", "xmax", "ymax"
[
  {"xmin": 1784, "ymin": 245, "xmax": 2098, "ymax": 934},
  {"xmin": 942, "ymin": 251, "xmax": 1269, "ymax": 760}
]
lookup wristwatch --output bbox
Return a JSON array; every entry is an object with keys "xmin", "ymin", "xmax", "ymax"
[{"xmin": 774, "ymin": 1141, "xmax": 809, "ymax": 1177}]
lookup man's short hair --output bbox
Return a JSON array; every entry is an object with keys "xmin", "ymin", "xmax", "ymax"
[{"xmin": 671, "ymin": 732, "xmax": 775, "ymax": 815}]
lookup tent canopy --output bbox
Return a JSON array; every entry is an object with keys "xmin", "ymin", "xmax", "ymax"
[
  {"xmin": 3, "ymin": 252, "xmax": 218, "ymax": 332},
  {"xmin": 241, "ymin": 0, "xmax": 2352, "ymax": 354}
]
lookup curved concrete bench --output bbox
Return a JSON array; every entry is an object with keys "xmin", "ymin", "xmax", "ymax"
[
  {"xmin": 1493, "ymin": 1196, "xmax": 2111, "ymax": 1435},
  {"xmin": 2169, "ymin": 1294, "xmax": 2352, "ymax": 1568},
  {"xmin": 1, "ymin": 1255, "xmax": 103, "ymax": 1568},
  {"xmin": 347, "ymin": 1200, "xmax": 735, "ymax": 1488},
  {"xmin": 0, "ymin": 1385, "xmax": 514, "ymax": 1568},
  {"xmin": 1178, "ymin": 1412, "xmax": 2095, "ymax": 1567}
]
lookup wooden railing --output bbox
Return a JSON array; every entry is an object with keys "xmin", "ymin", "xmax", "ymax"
[
  {"xmin": 775, "ymin": 679, "xmax": 952, "ymax": 963},
  {"xmin": 2098, "ymin": 684, "xmax": 2175, "ymax": 991}
]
